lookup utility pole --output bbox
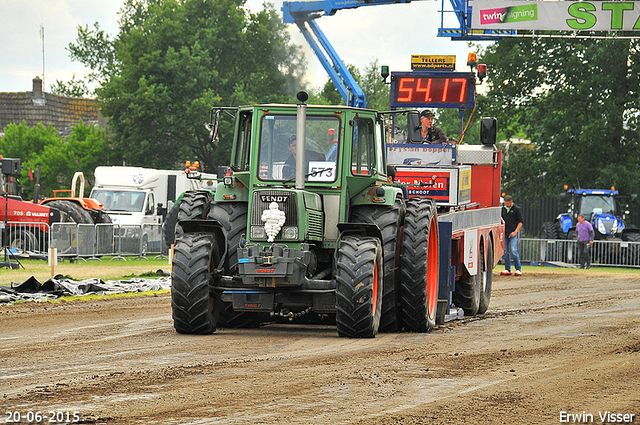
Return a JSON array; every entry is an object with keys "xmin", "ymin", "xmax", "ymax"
[{"xmin": 40, "ymin": 24, "xmax": 45, "ymax": 89}]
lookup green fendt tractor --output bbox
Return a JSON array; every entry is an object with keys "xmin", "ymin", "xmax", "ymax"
[{"xmin": 171, "ymin": 92, "xmax": 440, "ymax": 338}]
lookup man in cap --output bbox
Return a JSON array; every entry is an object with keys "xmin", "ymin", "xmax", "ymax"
[
  {"xmin": 420, "ymin": 110, "xmax": 447, "ymax": 144},
  {"xmin": 282, "ymin": 135, "xmax": 325, "ymax": 180}
]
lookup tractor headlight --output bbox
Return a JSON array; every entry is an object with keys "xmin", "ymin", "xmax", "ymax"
[
  {"xmin": 282, "ymin": 226, "xmax": 298, "ymax": 240},
  {"xmin": 597, "ymin": 219, "xmax": 607, "ymax": 234},
  {"xmin": 611, "ymin": 220, "xmax": 619, "ymax": 233},
  {"xmin": 251, "ymin": 226, "xmax": 266, "ymax": 239}
]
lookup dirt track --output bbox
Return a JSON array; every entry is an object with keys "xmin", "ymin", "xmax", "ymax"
[{"xmin": 1, "ymin": 269, "xmax": 639, "ymax": 425}]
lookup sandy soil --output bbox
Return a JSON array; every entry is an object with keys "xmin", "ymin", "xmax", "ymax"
[{"xmin": 1, "ymin": 269, "xmax": 639, "ymax": 425}]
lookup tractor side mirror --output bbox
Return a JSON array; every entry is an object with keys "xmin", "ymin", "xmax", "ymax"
[
  {"xmin": 631, "ymin": 194, "xmax": 638, "ymax": 203},
  {"xmin": 407, "ymin": 112, "xmax": 422, "ymax": 143}
]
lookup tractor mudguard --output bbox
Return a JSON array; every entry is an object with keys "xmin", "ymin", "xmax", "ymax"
[
  {"xmin": 559, "ymin": 214, "xmax": 573, "ymax": 234},
  {"xmin": 336, "ymin": 222, "xmax": 383, "ymax": 242},
  {"xmin": 178, "ymin": 218, "xmax": 227, "ymax": 260},
  {"xmin": 350, "ymin": 185, "xmax": 403, "ymax": 207}
]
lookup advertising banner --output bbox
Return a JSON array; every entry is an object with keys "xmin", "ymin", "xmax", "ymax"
[{"xmin": 471, "ymin": 0, "xmax": 640, "ymax": 31}]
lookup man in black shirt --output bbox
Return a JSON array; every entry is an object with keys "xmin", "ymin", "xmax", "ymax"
[
  {"xmin": 501, "ymin": 195, "xmax": 524, "ymax": 276},
  {"xmin": 420, "ymin": 110, "xmax": 447, "ymax": 144}
]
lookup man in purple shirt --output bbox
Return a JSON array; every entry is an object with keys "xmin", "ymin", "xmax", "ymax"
[{"xmin": 576, "ymin": 214, "xmax": 594, "ymax": 269}]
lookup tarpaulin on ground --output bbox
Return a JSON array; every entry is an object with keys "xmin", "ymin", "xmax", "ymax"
[{"xmin": 0, "ymin": 275, "xmax": 171, "ymax": 304}]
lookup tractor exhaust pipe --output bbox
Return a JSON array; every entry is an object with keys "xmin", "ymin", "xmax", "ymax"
[{"xmin": 296, "ymin": 91, "xmax": 309, "ymax": 190}]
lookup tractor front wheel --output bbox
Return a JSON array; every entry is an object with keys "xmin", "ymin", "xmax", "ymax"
[{"xmin": 171, "ymin": 232, "xmax": 220, "ymax": 334}]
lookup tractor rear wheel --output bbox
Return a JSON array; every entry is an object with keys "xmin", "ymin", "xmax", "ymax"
[
  {"xmin": 351, "ymin": 199, "xmax": 404, "ymax": 332},
  {"xmin": 165, "ymin": 191, "xmax": 214, "ymax": 249},
  {"xmin": 162, "ymin": 201, "xmax": 181, "ymax": 250},
  {"xmin": 171, "ymin": 232, "xmax": 221, "ymax": 334},
  {"xmin": 400, "ymin": 198, "xmax": 439, "ymax": 333},
  {"xmin": 540, "ymin": 222, "xmax": 558, "ymax": 239},
  {"xmin": 10, "ymin": 229, "xmax": 38, "ymax": 252},
  {"xmin": 335, "ymin": 236, "xmax": 383, "ymax": 338},
  {"xmin": 45, "ymin": 200, "xmax": 93, "ymax": 224}
]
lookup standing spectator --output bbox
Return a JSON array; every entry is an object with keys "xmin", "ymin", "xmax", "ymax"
[
  {"xmin": 576, "ymin": 214, "xmax": 594, "ymax": 269},
  {"xmin": 501, "ymin": 195, "xmax": 524, "ymax": 276}
]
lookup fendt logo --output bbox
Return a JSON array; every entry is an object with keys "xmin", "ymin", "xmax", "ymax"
[
  {"xmin": 260, "ymin": 194, "xmax": 289, "ymax": 203},
  {"xmin": 256, "ymin": 268, "xmax": 275, "ymax": 273}
]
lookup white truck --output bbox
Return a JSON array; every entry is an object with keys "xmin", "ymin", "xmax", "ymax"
[{"xmin": 90, "ymin": 166, "xmax": 214, "ymax": 254}]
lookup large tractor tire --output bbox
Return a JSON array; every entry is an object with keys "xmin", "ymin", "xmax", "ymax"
[
  {"xmin": 351, "ymin": 199, "xmax": 404, "ymax": 332},
  {"xmin": 9, "ymin": 229, "xmax": 38, "ymax": 252},
  {"xmin": 453, "ymin": 273, "xmax": 481, "ymax": 316},
  {"xmin": 163, "ymin": 201, "xmax": 181, "ymax": 249},
  {"xmin": 623, "ymin": 233, "xmax": 640, "ymax": 266},
  {"xmin": 540, "ymin": 221, "xmax": 558, "ymax": 239},
  {"xmin": 477, "ymin": 237, "xmax": 494, "ymax": 315},
  {"xmin": 207, "ymin": 202, "xmax": 247, "ymax": 274},
  {"xmin": 400, "ymin": 197, "xmax": 439, "ymax": 333},
  {"xmin": 45, "ymin": 200, "xmax": 93, "ymax": 224},
  {"xmin": 178, "ymin": 191, "xmax": 214, "ymax": 222},
  {"xmin": 171, "ymin": 232, "xmax": 221, "ymax": 334},
  {"xmin": 164, "ymin": 191, "xmax": 214, "ymax": 249},
  {"xmin": 207, "ymin": 202, "xmax": 263, "ymax": 328},
  {"xmin": 335, "ymin": 236, "xmax": 383, "ymax": 338},
  {"xmin": 540, "ymin": 221, "xmax": 561, "ymax": 262},
  {"xmin": 453, "ymin": 238, "xmax": 493, "ymax": 316}
]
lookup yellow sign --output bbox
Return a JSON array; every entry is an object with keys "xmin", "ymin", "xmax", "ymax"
[{"xmin": 411, "ymin": 55, "xmax": 456, "ymax": 71}]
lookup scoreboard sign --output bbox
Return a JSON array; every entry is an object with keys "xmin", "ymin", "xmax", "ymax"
[
  {"xmin": 411, "ymin": 55, "xmax": 456, "ymax": 71},
  {"xmin": 390, "ymin": 71, "xmax": 476, "ymax": 109}
]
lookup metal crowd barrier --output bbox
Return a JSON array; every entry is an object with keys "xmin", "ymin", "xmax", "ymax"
[
  {"xmin": 1, "ymin": 221, "xmax": 51, "ymax": 256},
  {"xmin": 51, "ymin": 223, "xmax": 165, "ymax": 261},
  {"xmin": 518, "ymin": 238, "xmax": 640, "ymax": 268}
]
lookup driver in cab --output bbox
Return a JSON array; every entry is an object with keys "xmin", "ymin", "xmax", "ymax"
[{"xmin": 282, "ymin": 135, "xmax": 325, "ymax": 180}]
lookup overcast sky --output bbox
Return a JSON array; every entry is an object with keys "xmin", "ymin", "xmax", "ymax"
[{"xmin": 0, "ymin": 0, "xmax": 492, "ymax": 94}]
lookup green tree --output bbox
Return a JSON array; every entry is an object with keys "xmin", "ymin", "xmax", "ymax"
[
  {"xmin": 50, "ymin": 74, "xmax": 90, "ymax": 97},
  {"xmin": 480, "ymin": 38, "xmax": 640, "ymax": 198},
  {"xmin": 317, "ymin": 64, "xmax": 362, "ymax": 106},
  {"xmin": 316, "ymin": 59, "xmax": 389, "ymax": 111},
  {"xmin": 65, "ymin": 0, "xmax": 306, "ymax": 172},
  {"xmin": 0, "ymin": 121, "xmax": 112, "ymax": 199}
]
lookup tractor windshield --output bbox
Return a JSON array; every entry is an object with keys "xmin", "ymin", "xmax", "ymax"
[
  {"xmin": 257, "ymin": 114, "xmax": 340, "ymax": 182},
  {"xmin": 579, "ymin": 195, "xmax": 616, "ymax": 218}
]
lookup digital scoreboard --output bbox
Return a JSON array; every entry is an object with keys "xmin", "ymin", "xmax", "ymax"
[{"xmin": 390, "ymin": 71, "xmax": 476, "ymax": 109}]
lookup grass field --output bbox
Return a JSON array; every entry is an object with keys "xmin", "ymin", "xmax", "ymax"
[
  {"xmin": 0, "ymin": 255, "xmax": 172, "ymax": 287},
  {"xmin": 2, "ymin": 254, "xmax": 638, "ymax": 291}
]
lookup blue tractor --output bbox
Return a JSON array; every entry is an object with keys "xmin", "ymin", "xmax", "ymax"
[{"xmin": 540, "ymin": 187, "xmax": 640, "ymax": 242}]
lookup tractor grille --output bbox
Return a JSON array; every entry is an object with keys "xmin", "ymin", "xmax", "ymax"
[
  {"xmin": 308, "ymin": 210, "xmax": 324, "ymax": 240},
  {"xmin": 251, "ymin": 190, "xmax": 298, "ymax": 227},
  {"xmin": 601, "ymin": 219, "xmax": 614, "ymax": 234}
]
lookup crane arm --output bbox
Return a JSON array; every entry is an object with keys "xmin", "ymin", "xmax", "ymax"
[
  {"xmin": 283, "ymin": 1, "xmax": 415, "ymax": 108},
  {"xmin": 283, "ymin": 0, "xmax": 414, "ymax": 24}
]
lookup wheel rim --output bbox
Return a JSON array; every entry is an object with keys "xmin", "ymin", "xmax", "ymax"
[{"xmin": 426, "ymin": 215, "xmax": 439, "ymax": 319}]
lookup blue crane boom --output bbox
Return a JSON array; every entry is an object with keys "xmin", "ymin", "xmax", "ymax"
[
  {"xmin": 282, "ymin": 0, "xmax": 508, "ymax": 108},
  {"xmin": 283, "ymin": 1, "xmax": 414, "ymax": 108}
]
